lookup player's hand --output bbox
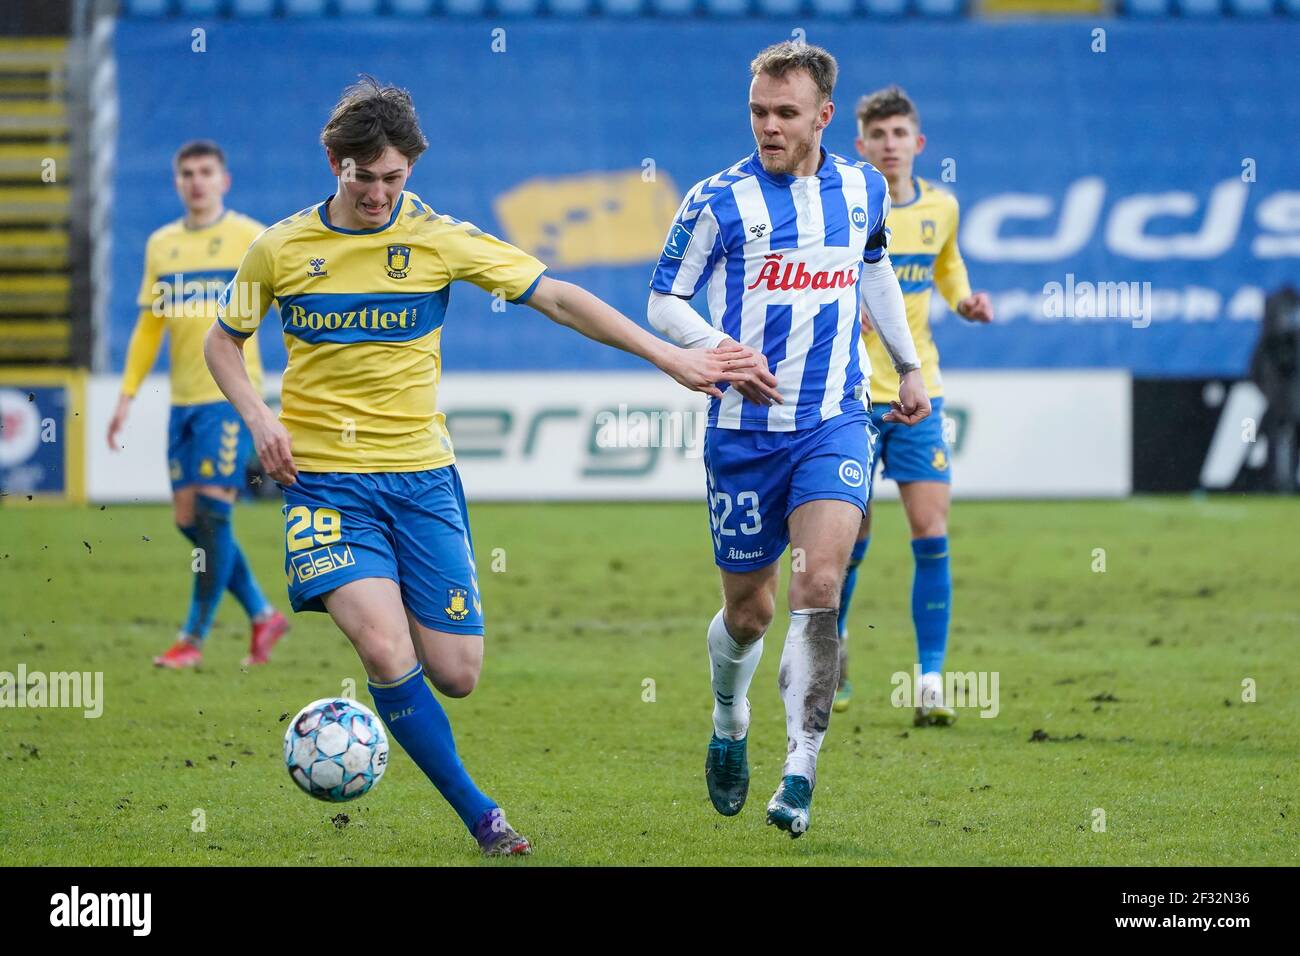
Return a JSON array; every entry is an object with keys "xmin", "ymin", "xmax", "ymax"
[
  {"xmin": 249, "ymin": 405, "xmax": 297, "ymax": 484},
  {"xmin": 662, "ymin": 343, "xmax": 782, "ymax": 404},
  {"xmin": 860, "ymin": 306, "xmax": 875, "ymax": 335},
  {"xmin": 957, "ymin": 292, "xmax": 993, "ymax": 324},
  {"xmin": 106, "ymin": 394, "xmax": 131, "ymax": 451},
  {"xmin": 711, "ymin": 340, "xmax": 783, "ymax": 406},
  {"xmin": 884, "ymin": 370, "xmax": 932, "ymax": 426}
]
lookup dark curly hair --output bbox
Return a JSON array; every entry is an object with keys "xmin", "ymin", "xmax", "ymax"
[{"xmin": 320, "ymin": 75, "xmax": 429, "ymax": 167}]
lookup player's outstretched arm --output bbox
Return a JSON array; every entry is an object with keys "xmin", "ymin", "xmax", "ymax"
[
  {"xmin": 204, "ymin": 323, "xmax": 296, "ymax": 484},
  {"xmin": 860, "ymin": 254, "xmax": 931, "ymax": 426},
  {"xmin": 527, "ymin": 276, "xmax": 777, "ymax": 402},
  {"xmin": 646, "ymin": 291, "xmax": 782, "ymax": 406}
]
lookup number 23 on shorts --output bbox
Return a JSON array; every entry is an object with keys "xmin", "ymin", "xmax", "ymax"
[
  {"xmin": 712, "ymin": 489, "xmax": 763, "ymax": 536},
  {"xmin": 286, "ymin": 506, "xmax": 342, "ymax": 552}
]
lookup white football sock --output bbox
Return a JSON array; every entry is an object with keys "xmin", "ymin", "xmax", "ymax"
[
  {"xmin": 708, "ymin": 608, "xmax": 763, "ymax": 741},
  {"xmin": 779, "ymin": 608, "xmax": 840, "ymax": 785},
  {"xmin": 919, "ymin": 670, "xmax": 944, "ymax": 708}
]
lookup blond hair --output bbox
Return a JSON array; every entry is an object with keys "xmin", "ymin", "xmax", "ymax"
[{"xmin": 750, "ymin": 42, "xmax": 838, "ymax": 102}]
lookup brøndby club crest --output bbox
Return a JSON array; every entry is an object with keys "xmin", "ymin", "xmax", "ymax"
[
  {"xmin": 386, "ymin": 245, "xmax": 411, "ymax": 279},
  {"xmin": 445, "ymin": 588, "xmax": 469, "ymax": 621}
]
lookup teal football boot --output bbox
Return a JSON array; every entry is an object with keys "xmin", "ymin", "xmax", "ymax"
[
  {"xmin": 765, "ymin": 774, "xmax": 813, "ymax": 838},
  {"xmin": 705, "ymin": 733, "xmax": 749, "ymax": 816}
]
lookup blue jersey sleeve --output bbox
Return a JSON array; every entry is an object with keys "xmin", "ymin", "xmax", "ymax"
[
  {"xmin": 863, "ymin": 169, "xmax": 892, "ymax": 265},
  {"xmin": 649, "ymin": 189, "xmax": 723, "ymax": 298}
]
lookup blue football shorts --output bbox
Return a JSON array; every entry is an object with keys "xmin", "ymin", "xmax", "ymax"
[
  {"xmin": 868, "ymin": 395, "xmax": 952, "ymax": 492},
  {"xmin": 702, "ymin": 409, "xmax": 878, "ymax": 573},
  {"xmin": 167, "ymin": 401, "xmax": 253, "ymax": 491},
  {"xmin": 278, "ymin": 466, "xmax": 484, "ymax": 635}
]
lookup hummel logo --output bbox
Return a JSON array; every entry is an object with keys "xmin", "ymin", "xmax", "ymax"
[
  {"xmin": 749, "ymin": 224, "xmax": 768, "ymax": 239},
  {"xmin": 307, "ymin": 257, "xmax": 327, "ymax": 278}
]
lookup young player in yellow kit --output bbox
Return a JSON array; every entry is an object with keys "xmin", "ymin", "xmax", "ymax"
[
  {"xmin": 835, "ymin": 88, "xmax": 993, "ymax": 723},
  {"xmin": 107, "ymin": 141, "xmax": 288, "ymax": 670},
  {"xmin": 205, "ymin": 78, "xmax": 768, "ymax": 855}
]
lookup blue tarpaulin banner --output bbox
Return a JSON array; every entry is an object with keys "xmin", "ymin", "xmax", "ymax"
[{"xmin": 110, "ymin": 19, "xmax": 1300, "ymax": 378}]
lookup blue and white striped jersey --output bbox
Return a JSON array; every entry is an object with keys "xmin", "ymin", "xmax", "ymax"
[{"xmin": 651, "ymin": 147, "xmax": 891, "ymax": 431}]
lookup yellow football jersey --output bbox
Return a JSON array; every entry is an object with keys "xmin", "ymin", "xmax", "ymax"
[
  {"xmin": 863, "ymin": 177, "xmax": 971, "ymax": 405},
  {"xmin": 218, "ymin": 190, "xmax": 546, "ymax": 473},
  {"xmin": 125, "ymin": 210, "xmax": 266, "ymax": 406}
]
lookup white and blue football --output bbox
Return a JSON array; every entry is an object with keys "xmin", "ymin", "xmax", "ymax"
[{"xmin": 284, "ymin": 697, "xmax": 389, "ymax": 802}]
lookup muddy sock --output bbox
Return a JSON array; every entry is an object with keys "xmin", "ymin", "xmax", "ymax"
[{"xmin": 778, "ymin": 607, "xmax": 840, "ymax": 787}]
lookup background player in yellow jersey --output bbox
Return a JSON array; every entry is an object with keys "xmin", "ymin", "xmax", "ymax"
[
  {"xmin": 205, "ymin": 78, "xmax": 771, "ymax": 856},
  {"xmin": 107, "ymin": 140, "xmax": 289, "ymax": 671},
  {"xmin": 835, "ymin": 87, "xmax": 993, "ymax": 723}
]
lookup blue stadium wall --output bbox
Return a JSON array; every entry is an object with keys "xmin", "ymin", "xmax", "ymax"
[{"xmin": 109, "ymin": 19, "xmax": 1300, "ymax": 378}]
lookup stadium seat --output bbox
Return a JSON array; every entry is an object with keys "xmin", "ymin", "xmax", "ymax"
[
  {"xmin": 648, "ymin": 0, "xmax": 698, "ymax": 15},
  {"xmin": 601, "ymin": 0, "xmax": 646, "ymax": 12},
  {"xmin": 497, "ymin": 0, "xmax": 544, "ymax": 13},
  {"xmin": 388, "ymin": 0, "xmax": 436, "ymax": 12},
  {"xmin": 1175, "ymin": 0, "xmax": 1224, "ymax": 14},
  {"xmin": 806, "ymin": 0, "xmax": 857, "ymax": 12},
  {"xmin": 1226, "ymin": 0, "xmax": 1276, "ymax": 14},
  {"xmin": 704, "ymin": 0, "xmax": 752, "ymax": 14},
  {"xmin": 230, "ymin": 0, "xmax": 277, "ymax": 15},
  {"xmin": 755, "ymin": 0, "xmax": 802, "ymax": 15},
  {"xmin": 547, "ymin": 0, "xmax": 594, "ymax": 13},
  {"xmin": 864, "ymin": 0, "xmax": 911, "ymax": 15},
  {"xmin": 336, "ymin": 0, "xmax": 382, "ymax": 13},
  {"xmin": 1123, "ymin": 0, "xmax": 1172, "ymax": 14},
  {"xmin": 176, "ymin": 0, "xmax": 223, "ymax": 15},
  {"xmin": 442, "ymin": 0, "xmax": 490, "ymax": 14},
  {"xmin": 123, "ymin": 0, "xmax": 172, "ymax": 14},
  {"xmin": 916, "ymin": 0, "xmax": 963, "ymax": 14},
  {"xmin": 282, "ymin": 0, "xmax": 329, "ymax": 15}
]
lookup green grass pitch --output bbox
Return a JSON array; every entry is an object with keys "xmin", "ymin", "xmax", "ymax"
[{"xmin": 1, "ymin": 496, "xmax": 1296, "ymax": 865}]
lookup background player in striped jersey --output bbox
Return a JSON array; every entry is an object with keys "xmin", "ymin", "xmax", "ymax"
[
  {"xmin": 648, "ymin": 43, "xmax": 929, "ymax": 837},
  {"xmin": 835, "ymin": 86, "xmax": 993, "ymax": 723},
  {"xmin": 206, "ymin": 78, "xmax": 765, "ymax": 856},
  {"xmin": 107, "ymin": 140, "xmax": 289, "ymax": 670}
]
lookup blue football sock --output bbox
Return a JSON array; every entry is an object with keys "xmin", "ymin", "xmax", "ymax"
[
  {"xmin": 177, "ymin": 521, "xmax": 269, "ymax": 620},
  {"xmin": 911, "ymin": 536, "xmax": 951, "ymax": 675},
  {"xmin": 369, "ymin": 665, "xmax": 495, "ymax": 833},
  {"xmin": 837, "ymin": 537, "xmax": 870, "ymax": 637},
  {"xmin": 188, "ymin": 494, "xmax": 237, "ymax": 643},
  {"xmin": 226, "ymin": 545, "xmax": 270, "ymax": 619},
  {"xmin": 178, "ymin": 523, "xmax": 204, "ymax": 641}
]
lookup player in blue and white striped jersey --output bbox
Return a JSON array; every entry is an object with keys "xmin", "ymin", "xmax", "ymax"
[{"xmin": 648, "ymin": 42, "xmax": 931, "ymax": 838}]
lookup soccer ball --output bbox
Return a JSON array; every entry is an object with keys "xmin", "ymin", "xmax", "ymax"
[{"xmin": 284, "ymin": 697, "xmax": 389, "ymax": 802}]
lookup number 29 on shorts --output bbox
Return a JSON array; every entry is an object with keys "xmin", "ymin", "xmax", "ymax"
[{"xmin": 285, "ymin": 506, "xmax": 342, "ymax": 552}]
